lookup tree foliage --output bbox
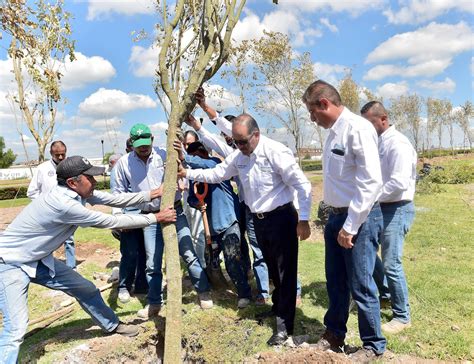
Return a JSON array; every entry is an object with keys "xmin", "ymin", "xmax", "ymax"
[
  {"xmin": 339, "ymin": 71, "xmax": 360, "ymax": 114},
  {"xmin": 0, "ymin": 0, "xmax": 75, "ymax": 162},
  {"xmin": 455, "ymin": 100, "xmax": 473, "ymax": 149},
  {"xmin": 151, "ymin": 1, "xmax": 246, "ymax": 361},
  {"xmin": 390, "ymin": 94, "xmax": 423, "ymax": 151},
  {"xmin": 0, "ymin": 136, "xmax": 17, "ymax": 168}
]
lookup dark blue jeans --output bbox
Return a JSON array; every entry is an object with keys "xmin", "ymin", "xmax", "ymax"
[
  {"xmin": 213, "ymin": 222, "xmax": 251, "ymax": 299},
  {"xmin": 119, "ymin": 228, "xmax": 148, "ymax": 293},
  {"xmin": 324, "ymin": 204, "xmax": 386, "ymax": 354}
]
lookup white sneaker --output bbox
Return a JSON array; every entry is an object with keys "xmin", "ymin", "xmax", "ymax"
[
  {"xmin": 198, "ymin": 292, "xmax": 213, "ymax": 309},
  {"xmin": 118, "ymin": 289, "xmax": 131, "ymax": 303},
  {"xmin": 137, "ymin": 304, "xmax": 161, "ymax": 319},
  {"xmin": 382, "ymin": 319, "xmax": 411, "ymax": 334},
  {"xmin": 237, "ymin": 298, "xmax": 250, "ymax": 309}
]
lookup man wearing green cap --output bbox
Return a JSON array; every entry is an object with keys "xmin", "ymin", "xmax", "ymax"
[{"xmin": 113, "ymin": 123, "xmax": 213, "ymax": 319}]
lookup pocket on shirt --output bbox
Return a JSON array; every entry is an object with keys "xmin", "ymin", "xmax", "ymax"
[{"xmin": 328, "ymin": 154, "xmax": 345, "ymax": 177}]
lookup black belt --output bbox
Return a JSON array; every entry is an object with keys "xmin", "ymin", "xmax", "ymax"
[
  {"xmin": 329, "ymin": 206, "xmax": 349, "ymax": 215},
  {"xmin": 380, "ymin": 200, "xmax": 411, "ymax": 207},
  {"xmin": 252, "ymin": 202, "xmax": 292, "ymax": 220},
  {"xmin": 141, "ymin": 200, "xmax": 182, "ymax": 214}
]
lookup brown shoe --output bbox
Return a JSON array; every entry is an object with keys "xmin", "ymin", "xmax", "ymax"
[
  {"xmin": 114, "ymin": 322, "xmax": 139, "ymax": 337},
  {"xmin": 349, "ymin": 347, "xmax": 383, "ymax": 363},
  {"xmin": 314, "ymin": 330, "xmax": 345, "ymax": 353}
]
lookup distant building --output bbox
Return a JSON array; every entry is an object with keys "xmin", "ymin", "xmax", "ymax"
[{"xmin": 297, "ymin": 148, "xmax": 322, "ymax": 160}]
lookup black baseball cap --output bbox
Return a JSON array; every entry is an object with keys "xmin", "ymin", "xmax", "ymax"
[{"xmin": 56, "ymin": 156, "xmax": 105, "ymax": 180}]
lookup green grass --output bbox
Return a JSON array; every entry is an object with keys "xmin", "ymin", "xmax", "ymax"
[
  {"xmin": 10, "ymin": 158, "xmax": 474, "ymax": 362},
  {"xmin": 0, "ymin": 197, "xmax": 30, "ymax": 208}
]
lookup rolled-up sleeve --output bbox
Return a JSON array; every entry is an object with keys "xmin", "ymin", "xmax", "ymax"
[{"xmin": 187, "ymin": 152, "xmax": 239, "ymax": 184}]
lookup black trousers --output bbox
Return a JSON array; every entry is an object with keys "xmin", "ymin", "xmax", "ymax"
[{"xmin": 253, "ymin": 203, "xmax": 298, "ymax": 334}]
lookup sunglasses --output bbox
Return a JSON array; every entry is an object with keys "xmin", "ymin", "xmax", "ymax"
[
  {"xmin": 131, "ymin": 133, "xmax": 152, "ymax": 140},
  {"xmin": 233, "ymin": 131, "xmax": 256, "ymax": 146}
]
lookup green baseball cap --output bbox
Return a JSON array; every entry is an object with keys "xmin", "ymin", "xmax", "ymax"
[{"xmin": 130, "ymin": 123, "xmax": 152, "ymax": 148}]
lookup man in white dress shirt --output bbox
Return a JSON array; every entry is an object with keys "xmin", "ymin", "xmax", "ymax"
[
  {"xmin": 178, "ymin": 113, "xmax": 312, "ymax": 346},
  {"xmin": 303, "ymin": 80, "xmax": 386, "ymax": 360},
  {"xmin": 27, "ymin": 141, "xmax": 77, "ymax": 269},
  {"xmin": 361, "ymin": 101, "xmax": 416, "ymax": 334}
]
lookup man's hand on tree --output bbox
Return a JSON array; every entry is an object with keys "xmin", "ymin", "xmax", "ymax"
[
  {"xmin": 150, "ymin": 185, "xmax": 164, "ymax": 199},
  {"xmin": 155, "ymin": 206, "xmax": 177, "ymax": 223},
  {"xmin": 195, "ymin": 87, "xmax": 217, "ymax": 119},
  {"xmin": 177, "ymin": 161, "xmax": 187, "ymax": 179},
  {"xmin": 173, "ymin": 139, "xmax": 185, "ymax": 161},
  {"xmin": 184, "ymin": 114, "xmax": 202, "ymax": 131}
]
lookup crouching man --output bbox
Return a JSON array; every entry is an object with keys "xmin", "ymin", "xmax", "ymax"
[{"xmin": 0, "ymin": 156, "xmax": 176, "ymax": 363}]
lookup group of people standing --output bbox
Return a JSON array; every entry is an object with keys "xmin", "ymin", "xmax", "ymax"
[{"xmin": 0, "ymin": 79, "xmax": 416, "ymax": 362}]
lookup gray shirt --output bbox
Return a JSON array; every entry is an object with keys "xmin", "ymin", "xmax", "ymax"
[{"xmin": 0, "ymin": 185, "xmax": 156, "ymax": 277}]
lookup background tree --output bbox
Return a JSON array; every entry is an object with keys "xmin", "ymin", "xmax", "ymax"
[
  {"xmin": 389, "ymin": 94, "xmax": 423, "ymax": 151},
  {"xmin": 455, "ymin": 100, "xmax": 473, "ymax": 150},
  {"xmin": 339, "ymin": 71, "xmax": 360, "ymax": 114},
  {"xmin": 1, "ymin": 0, "xmax": 75, "ymax": 162},
  {"xmin": 152, "ymin": 1, "xmax": 246, "ymax": 361},
  {"xmin": 248, "ymin": 31, "xmax": 315, "ymax": 161},
  {"xmin": 0, "ymin": 136, "xmax": 17, "ymax": 168}
]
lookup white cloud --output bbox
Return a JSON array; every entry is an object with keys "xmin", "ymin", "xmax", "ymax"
[
  {"xmin": 87, "ymin": 0, "xmax": 154, "ymax": 20},
  {"xmin": 78, "ymin": 88, "xmax": 157, "ymax": 117},
  {"xmin": 471, "ymin": 57, "xmax": 474, "ymax": 75},
  {"xmin": 129, "ymin": 45, "xmax": 158, "ymax": 78},
  {"xmin": 313, "ymin": 62, "xmax": 347, "ymax": 85},
  {"xmin": 320, "ymin": 18, "xmax": 338, "ymax": 33},
  {"xmin": 61, "ymin": 52, "xmax": 116, "ymax": 90},
  {"xmin": 364, "ymin": 22, "xmax": 473, "ymax": 80},
  {"xmin": 376, "ymin": 81, "xmax": 409, "ymax": 99},
  {"xmin": 417, "ymin": 77, "xmax": 456, "ymax": 93},
  {"xmin": 364, "ymin": 59, "xmax": 452, "ymax": 80},
  {"xmin": 90, "ymin": 117, "xmax": 123, "ymax": 129},
  {"xmin": 366, "ymin": 22, "xmax": 473, "ymax": 64},
  {"xmin": 384, "ymin": 0, "xmax": 474, "ymax": 25},
  {"xmin": 150, "ymin": 121, "xmax": 168, "ymax": 134},
  {"xmin": 279, "ymin": 0, "xmax": 385, "ymax": 16},
  {"xmin": 232, "ymin": 9, "xmax": 322, "ymax": 46}
]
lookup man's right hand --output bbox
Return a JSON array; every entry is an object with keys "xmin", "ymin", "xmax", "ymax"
[
  {"xmin": 177, "ymin": 161, "xmax": 187, "ymax": 179},
  {"xmin": 184, "ymin": 114, "xmax": 202, "ymax": 131},
  {"xmin": 195, "ymin": 87, "xmax": 206, "ymax": 109},
  {"xmin": 155, "ymin": 206, "xmax": 177, "ymax": 223}
]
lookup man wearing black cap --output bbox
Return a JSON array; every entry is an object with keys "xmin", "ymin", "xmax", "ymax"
[{"xmin": 0, "ymin": 156, "xmax": 176, "ymax": 363}]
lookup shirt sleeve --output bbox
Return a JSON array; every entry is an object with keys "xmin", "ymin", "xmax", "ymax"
[
  {"xmin": 62, "ymin": 202, "xmax": 156, "ymax": 229},
  {"xmin": 27, "ymin": 168, "xmax": 41, "ymax": 200},
  {"xmin": 184, "ymin": 155, "xmax": 218, "ymax": 170},
  {"xmin": 213, "ymin": 114, "xmax": 233, "ymax": 136},
  {"xmin": 343, "ymin": 128, "xmax": 382, "ymax": 235},
  {"xmin": 186, "ymin": 151, "xmax": 239, "ymax": 184},
  {"xmin": 197, "ymin": 126, "xmax": 234, "ymax": 158},
  {"xmin": 380, "ymin": 144, "xmax": 414, "ymax": 200},
  {"xmin": 87, "ymin": 190, "xmax": 151, "ymax": 209},
  {"xmin": 269, "ymin": 147, "xmax": 312, "ymax": 221},
  {"xmin": 112, "ymin": 159, "xmax": 129, "ymax": 194}
]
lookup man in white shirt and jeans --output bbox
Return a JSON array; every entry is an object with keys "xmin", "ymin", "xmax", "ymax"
[
  {"xmin": 0, "ymin": 156, "xmax": 176, "ymax": 363},
  {"xmin": 27, "ymin": 141, "xmax": 76, "ymax": 269},
  {"xmin": 178, "ymin": 113, "xmax": 312, "ymax": 346},
  {"xmin": 303, "ymin": 80, "xmax": 386, "ymax": 360},
  {"xmin": 361, "ymin": 101, "xmax": 416, "ymax": 334}
]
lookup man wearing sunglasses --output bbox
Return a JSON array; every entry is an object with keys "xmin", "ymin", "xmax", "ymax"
[
  {"xmin": 178, "ymin": 114, "xmax": 312, "ymax": 346},
  {"xmin": 113, "ymin": 124, "xmax": 213, "ymax": 319}
]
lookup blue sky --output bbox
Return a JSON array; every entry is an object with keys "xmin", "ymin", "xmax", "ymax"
[{"xmin": 0, "ymin": 0, "xmax": 473, "ymax": 162}]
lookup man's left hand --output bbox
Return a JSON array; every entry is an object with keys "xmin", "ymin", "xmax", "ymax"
[
  {"xmin": 150, "ymin": 185, "xmax": 164, "ymax": 199},
  {"xmin": 337, "ymin": 228, "xmax": 354, "ymax": 249},
  {"xmin": 177, "ymin": 162, "xmax": 187, "ymax": 178},
  {"xmin": 297, "ymin": 221, "xmax": 311, "ymax": 241}
]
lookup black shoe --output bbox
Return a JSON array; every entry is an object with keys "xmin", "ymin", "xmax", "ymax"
[
  {"xmin": 267, "ymin": 331, "xmax": 288, "ymax": 346},
  {"xmin": 114, "ymin": 322, "xmax": 139, "ymax": 337},
  {"xmin": 314, "ymin": 330, "xmax": 345, "ymax": 353},
  {"xmin": 255, "ymin": 310, "xmax": 276, "ymax": 320}
]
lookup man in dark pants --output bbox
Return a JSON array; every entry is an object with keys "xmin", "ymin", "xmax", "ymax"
[
  {"xmin": 303, "ymin": 80, "xmax": 386, "ymax": 361},
  {"xmin": 178, "ymin": 113, "xmax": 312, "ymax": 345}
]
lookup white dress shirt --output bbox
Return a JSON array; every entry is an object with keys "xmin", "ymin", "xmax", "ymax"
[
  {"xmin": 378, "ymin": 125, "xmax": 417, "ymax": 203},
  {"xmin": 27, "ymin": 160, "xmax": 58, "ymax": 199},
  {"xmin": 186, "ymin": 135, "xmax": 312, "ymax": 220},
  {"xmin": 0, "ymin": 186, "xmax": 156, "ymax": 278},
  {"xmin": 113, "ymin": 147, "xmax": 181, "ymax": 212},
  {"xmin": 323, "ymin": 107, "xmax": 382, "ymax": 235}
]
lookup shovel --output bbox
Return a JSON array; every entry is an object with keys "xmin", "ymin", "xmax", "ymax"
[{"xmin": 194, "ymin": 182, "xmax": 228, "ymax": 290}]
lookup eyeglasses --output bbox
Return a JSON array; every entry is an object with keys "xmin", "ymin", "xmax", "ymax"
[
  {"xmin": 233, "ymin": 132, "xmax": 256, "ymax": 146},
  {"xmin": 131, "ymin": 133, "xmax": 152, "ymax": 141}
]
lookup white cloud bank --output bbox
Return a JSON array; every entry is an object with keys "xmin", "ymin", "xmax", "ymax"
[
  {"xmin": 376, "ymin": 81, "xmax": 410, "ymax": 99},
  {"xmin": 87, "ymin": 0, "xmax": 154, "ymax": 20}
]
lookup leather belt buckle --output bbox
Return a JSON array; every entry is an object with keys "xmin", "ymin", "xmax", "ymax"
[{"xmin": 256, "ymin": 213, "xmax": 265, "ymax": 219}]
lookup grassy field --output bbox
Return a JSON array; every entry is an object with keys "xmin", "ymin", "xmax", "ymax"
[{"xmin": 0, "ymin": 157, "xmax": 472, "ymax": 362}]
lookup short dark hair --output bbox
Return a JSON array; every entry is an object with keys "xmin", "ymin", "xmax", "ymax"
[
  {"xmin": 186, "ymin": 141, "xmax": 208, "ymax": 155},
  {"xmin": 224, "ymin": 115, "xmax": 236, "ymax": 122},
  {"xmin": 302, "ymin": 80, "xmax": 342, "ymax": 107},
  {"xmin": 184, "ymin": 130, "xmax": 199, "ymax": 142},
  {"xmin": 50, "ymin": 140, "xmax": 66, "ymax": 152},
  {"xmin": 360, "ymin": 101, "xmax": 387, "ymax": 116}
]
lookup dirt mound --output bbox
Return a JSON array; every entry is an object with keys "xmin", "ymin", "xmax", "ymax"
[{"xmin": 255, "ymin": 347, "xmax": 351, "ymax": 363}]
